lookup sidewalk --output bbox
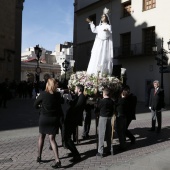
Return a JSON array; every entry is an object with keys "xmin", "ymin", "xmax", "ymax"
[
  {"xmin": 0, "ymin": 98, "xmax": 170, "ymax": 170},
  {"xmin": 109, "ymin": 147, "xmax": 170, "ymax": 170}
]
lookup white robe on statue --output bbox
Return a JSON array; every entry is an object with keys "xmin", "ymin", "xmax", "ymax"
[{"xmin": 87, "ymin": 22, "xmax": 113, "ymax": 76}]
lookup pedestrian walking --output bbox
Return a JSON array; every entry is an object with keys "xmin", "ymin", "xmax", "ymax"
[
  {"xmin": 96, "ymin": 88, "xmax": 114, "ymax": 157},
  {"xmin": 34, "ymin": 78, "xmax": 63, "ymax": 168},
  {"xmin": 123, "ymin": 85, "xmax": 137, "ymax": 144},
  {"xmin": 64, "ymin": 84, "xmax": 86, "ymax": 162},
  {"xmin": 115, "ymin": 88, "xmax": 129, "ymax": 151},
  {"xmin": 148, "ymin": 80, "xmax": 164, "ymax": 133}
]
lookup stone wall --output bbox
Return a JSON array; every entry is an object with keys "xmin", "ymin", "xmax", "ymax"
[{"xmin": 0, "ymin": 0, "xmax": 24, "ymax": 83}]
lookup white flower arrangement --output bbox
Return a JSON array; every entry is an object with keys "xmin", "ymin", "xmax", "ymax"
[{"xmin": 68, "ymin": 71, "xmax": 122, "ymax": 96}]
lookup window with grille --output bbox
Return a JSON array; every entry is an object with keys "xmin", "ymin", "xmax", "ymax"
[
  {"xmin": 143, "ymin": 27, "xmax": 155, "ymax": 55},
  {"xmin": 121, "ymin": 32, "xmax": 131, "ymax": 56},
  {"xmin": 143, "ymin": 0, "xmax": 156, "ymax": 11},
  {"xmin": 122, "ymin": 1, "xmax": 131, "ymax": 17}
]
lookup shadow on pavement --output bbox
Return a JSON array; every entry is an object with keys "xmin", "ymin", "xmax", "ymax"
[
  {"xmin": 0, "ymin": 98, "xmax": 39, "ymax": 131},
  {"xmin": 78, "ymin": 134, "xmax": 97, "ymax": 145},
  {"xmin": 135, "ymin": 102, "xmax": 170, "ymax": 114},
  {"xmin": 113, "ymin": 126, "xmax": 170, "ymax": 154},
  {"xmin": 61, "ymin": 148, "xmax": 97, "ymax": 169}
]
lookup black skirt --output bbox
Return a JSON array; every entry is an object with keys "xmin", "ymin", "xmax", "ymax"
[{"xmin": 39, "ymin": 115, "xmax": 59, "ymax": 135}]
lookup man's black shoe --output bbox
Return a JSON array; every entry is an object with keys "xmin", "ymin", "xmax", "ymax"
[
  {"xmin": 105, "ymin": 151, "xmax": 112, "ymax": 155},
  {"xmin": 117, "ymin": 146, "xmax": 127, "ymax": 152},
  {"xmin": 69, "ymin": 155, "xmax": 81, "ymax": 162},
  {"xmin": 156, "ymin": 129, "xmax": 161, "ymax": 133},
  {"xmin": 68, "ymin": 152, "xmax": 73, "ymax": 157},
  {"xmin": 73, "ymin": 138, "xmax": 76, "ymax": 142},
  {"xmin": 82, "ymin": 135, "xmax": 89, "ymax": 140},
  {"xmin": 148, "ymin": 128, "xmax": 155, "ymax": 132},
  {"xmin": 131, "ymin": 138, "xmax": 136, "ymax": 144}
]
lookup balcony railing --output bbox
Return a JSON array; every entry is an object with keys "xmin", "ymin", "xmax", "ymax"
[{"xmin": 114, "ymin": 42, "xmax": 154, "ymax": 58}]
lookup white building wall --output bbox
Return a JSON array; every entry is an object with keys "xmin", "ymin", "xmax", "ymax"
[
  {"xmin": 122, "ymin": 0, "xmax": 170, "ymax": 103},
  {"xmin": 74, "ymin": 0, "xmax": 170, "ymax": 104}
]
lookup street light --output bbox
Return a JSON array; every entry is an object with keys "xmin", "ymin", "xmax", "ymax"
[
  {"xmin": 70, "ymin": 60, "xmax": 75, "ymax": 68},
  {"xmin": 152, "ymin": 38, "xmax": 170, "ymax": 89},
  {"xmin": 34, "ymin": 45, "xmax": 42, "ymax": 92},
  {"xmin": 121, "ymin": 68, "xmax": 127, "ymax": 87},
  {"xmin": 62, "ymin": 59, "xmax": 75, "ymax": 87},
  {"xmin": 62, "ymin": 59, "xmax": 70, "ymax": 86}
]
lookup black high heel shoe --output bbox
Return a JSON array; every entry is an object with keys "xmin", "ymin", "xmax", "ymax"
[
  {"xmin": 36, "ymin": 156, "xmax": 41, "ymax": 163},
  {"xmin": 51, "ymin": 161, "xmax": 61, "ymax": 168}
]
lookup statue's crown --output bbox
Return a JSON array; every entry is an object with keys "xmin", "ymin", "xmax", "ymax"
[{"xmin": 103, "ymin": 7, "xmax": 110, "ymax": 15}]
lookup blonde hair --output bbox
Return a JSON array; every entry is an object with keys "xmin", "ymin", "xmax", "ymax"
[{"xmin": 45, "ymin": 78, "xmax": 56, "ymax": 93}]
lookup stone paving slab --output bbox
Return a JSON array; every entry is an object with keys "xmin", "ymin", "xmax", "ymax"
[
  {"xmin": 0, "ymin": 98, "xmax": 170, "ymax": 169},
  {"xmin": 109, "ymin": 147, "xmax": 170, "ymax": 170}
]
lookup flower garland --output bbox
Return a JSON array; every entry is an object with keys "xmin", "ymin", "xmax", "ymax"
[{"xmin": 68, "ymin": 71, "xmax": 122, "ymax": 97}]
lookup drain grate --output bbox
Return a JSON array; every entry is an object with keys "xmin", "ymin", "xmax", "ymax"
[{"xmin": 0, "ymin": 158, "xmax": 13, "ymax": 164}]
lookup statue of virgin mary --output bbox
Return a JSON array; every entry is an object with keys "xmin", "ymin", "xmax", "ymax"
[{"xmin": 86, "ymin": 7, "xmax": 113, "ymax": 76}]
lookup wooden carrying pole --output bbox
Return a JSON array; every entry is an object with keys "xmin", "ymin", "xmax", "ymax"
[{"xmin": 95, "ymin": 113, "xmax": 99, "ymax": 149}]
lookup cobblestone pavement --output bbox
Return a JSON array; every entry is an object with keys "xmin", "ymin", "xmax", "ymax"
[{"xmin": 0, "ymin": 98, "xmax": 170, "ymax": 170}]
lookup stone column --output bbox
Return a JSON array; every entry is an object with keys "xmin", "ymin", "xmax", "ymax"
[{"xmin": 14, "ymin": 0, "xmax": 25, "ymax": 81}]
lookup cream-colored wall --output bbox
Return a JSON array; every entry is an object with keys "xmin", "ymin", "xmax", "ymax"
[
  {"xmin": 118, "ymin": 0, "xmax": 170, "ymax": 104},
  {"xmin": 0, "ymin": 0, "xmax": 24, "ymax": 82},
  {"xmin": 21, "ymin": 62, "xmax": 61, "ymax": 82},
  {"xmin": 123, "ymin": 57, "xmax": 170, "ymax": 104},
  {"xmin": 122, "ymin": 57, "xmax": 156, "ymax": 101},
  {"xmin": 75, "ymin": 0, "xmax": 170, "ymax": 104}
]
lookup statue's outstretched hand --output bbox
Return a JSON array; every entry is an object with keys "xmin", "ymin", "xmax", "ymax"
[{"xmin": 86, "ymin": 18, "xmax": 91, "ymax": 23}]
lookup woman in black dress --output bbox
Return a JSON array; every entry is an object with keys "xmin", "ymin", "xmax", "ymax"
[{"xmin": 34, "ymin": 78, "xmax": 63, "ymax": 168}]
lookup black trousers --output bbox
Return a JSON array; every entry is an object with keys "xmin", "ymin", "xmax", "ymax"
[
  {"xmin": 64, "ymin": 123, "xmax": 80, "ymax": 157},
  {"xmin": 125, "ymin": 118, "xmax": 135, "ymax": 142},
  {"xmin": 151, "ymin": 109, "xmax": 162, "ymax": 131},
  {"xmin": 82, "ymin": 111, "xmax": 91, "ymax": 137},
  {"xmin": 116, "ymin": 116, "xmax": 127, "ymax": 149}
]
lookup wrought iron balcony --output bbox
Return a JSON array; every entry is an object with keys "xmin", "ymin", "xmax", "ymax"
[{"xmin": 114, "ymin": 42, "xmax": 154, "ymax": 59}]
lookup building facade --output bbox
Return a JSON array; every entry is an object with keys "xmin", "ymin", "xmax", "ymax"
[
  {"xmin": 21, "ymin": 42, "xmax": 74, "ymax": 82},
  {"xmin": 53, "ymin": 42, "xmax": 74, "ymax": 75},
  {"xmin": 73, "ymin": 0, "xmax": 170, "ymax": 104},
  {"xmin": 0, "ymin": 0, "xmax": 24, "ymax": 83},
  {"xmin": 54, "ymin": 42, "xmax": 75, "ymax": 78},
  {"xmin": 21, "ymin": 61, "xmax": 61, "ymax": 83}
]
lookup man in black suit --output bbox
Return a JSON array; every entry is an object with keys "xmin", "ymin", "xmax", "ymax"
[
  {"xmin": 149, "ymin": 80, "xmax": 164, "ymax": 133},
  {"xmin": 123, "ymin": 85, "xmax": 137, "ymax": 144},
  {"xmin": 64, "ymin": 84, "xmax": 86, "ymax": 162}
]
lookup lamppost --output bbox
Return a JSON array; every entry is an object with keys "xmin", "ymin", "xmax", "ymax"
[
  {"xmin": 70, "ymin": 60, "xmax": 75, "ymax": 72},
  {"xmin": 62, "ymin": 59, "xmax": 75, "ymax": 87},
  {"xmin": 152, "ymin": 38, "xmax": 170, "ymax": 89},
  {"xmin": 62, "ymin": 59, "xmax": 70, "ymax": 85},
  {"xmin": 121, "ymin": 68, "xmax": 127, "ymax": 87},
  {"xmin": 34, "ymin": 45, "xmax": 42, "ymax": 91}
]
